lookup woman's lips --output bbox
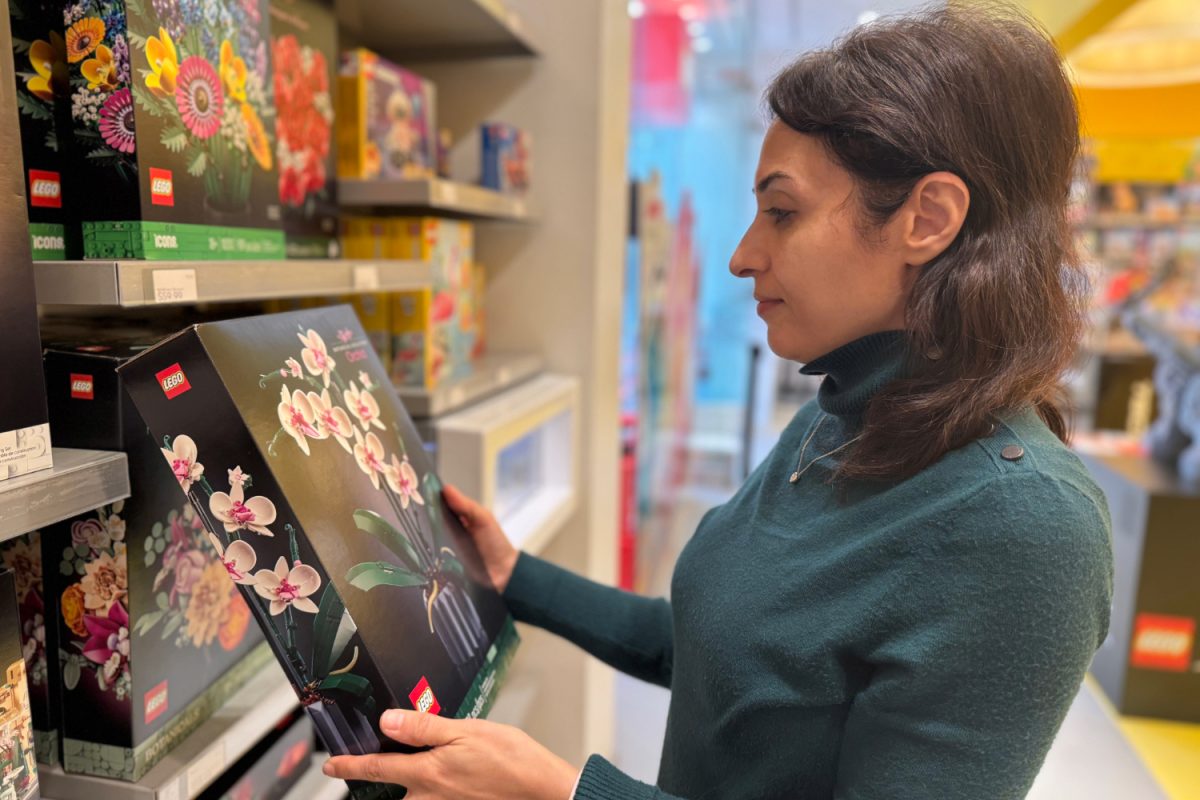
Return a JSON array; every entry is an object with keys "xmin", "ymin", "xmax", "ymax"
[{"xmin": 756, "ymin": 298, "xmax": 783, "ymax": 316}]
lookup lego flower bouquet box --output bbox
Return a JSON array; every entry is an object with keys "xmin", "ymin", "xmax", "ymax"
[
  {"xmin": 337, "ymin": 49, "xmax": 436, "ymax": 181},
  {"xmin": 40, "ymin": 337, "xmax": 268, "ymax": 781},
  {"xmin": 269, "ymin": 0, "xmax": 339, "ymax": 258},
  {"xmin": 8, "ymin": 0, "xmax": 75, "ymax": 259},
  {"xmin": 0, "ymin": 569, "xmax": 41, "ymax": 799},
  {"xmin": 0, "ymin": 532, "xmax": 61, "ymax": 766},
  {"xmin": 59, "ymin": 0, "xmax": 284, "ymax": 259},
  {"xmin": 206, "ymin": 709, "xmax": 312, "ymax": 800},
  {"xmin": 116, "ymin": 306, "xmax": 518, "ymax": 800}
]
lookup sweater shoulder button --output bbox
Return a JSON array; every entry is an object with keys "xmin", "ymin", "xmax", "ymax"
[{"xmin": 1001, "ymin": 445, "xmax": 1025, "ymax": 461}]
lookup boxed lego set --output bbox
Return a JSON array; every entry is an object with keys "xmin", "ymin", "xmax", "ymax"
[
  {"xmin": 117, "ymin": 306, "xmax": 518, "ymax": 800},
  {"xmin": 41, "ymin": 336, "xmax": 268, "ymax": 781},
  {"xmin": 8, "ymin": 0, "xmax": 73, "ymax": 260},
  {"xmin": 0, "ymin": 569, "xmax": 40, "ymax": 799},
  {"xmin": 59, "ymin": 0, "xmax": 284, "ymax": 259},
  {"xmin": 201, "ymin": 709, "xmax": 312, "ymax": 800},
  {"xmin": 0, "ymin": 532, "xmax": 60, "ymax": 765},
  {"xmin": 268, "ymin": 0, "xmax": 339, "ymax": 258},
  {"xmin": 481, "ymin": 122, "xmax": 531, "ymax": 196},
  {"xmin": 337, "ymin": 49, "xmax": 436, "ymax": 181}
]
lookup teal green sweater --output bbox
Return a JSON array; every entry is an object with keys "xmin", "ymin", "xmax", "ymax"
[{"xmin": 503, "ymin": 331, "xmax": 1113, "ymax": 800}]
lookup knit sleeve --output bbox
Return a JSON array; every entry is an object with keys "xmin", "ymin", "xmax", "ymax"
[
  {"xmin": 502, "ymin": 552, "xmax": 675, "ymax": 688},
  {"xmin": 572, "ymin": 755, "xmax": 685, "ymax": 800},
  {"xmin": 833, "ymin": 473, "xmax": 1113, "ymax": 800}
]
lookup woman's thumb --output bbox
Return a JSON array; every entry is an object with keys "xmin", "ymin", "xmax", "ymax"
[{"xmin": 442, "ymin": 484, "xmax": 477, "ymax": 524}]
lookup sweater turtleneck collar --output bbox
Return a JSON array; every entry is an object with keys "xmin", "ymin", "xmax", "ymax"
[{"xmin": 799, "ymin": 330, "xmax": 910, "ymax": 419}]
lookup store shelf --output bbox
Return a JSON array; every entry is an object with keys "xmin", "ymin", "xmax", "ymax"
[
  {"xmin": 399, "ymin": 352, "xmax": 544, "ymax": 418},
  {"xmin": 1077, "ymin": 213, "xmax": 1200, "ymax": 230},
  {"xmin": 505, "ymin": 486, "xmax": 576, "ymax": 555},
  {"xmin": 41, "ymin": 659, "xmax": 298, "ymax": 800},
  {"xmin": 34, "ymin": 259, "xmax": 431, "ymax": 308},
  {"xmin": 336, "ymin": 0, "xmax": 537, "ymax": 60},
  {"xmin": 338, "ymin": 178, "xmax": 534, "ymax": 222},
  {"xmin": 281, "ymin": 763, "xmax": 347, "ymax": 800},
  {"xmin": 0, "ymin": 448, "xmax": 129, "ymax": 542}
]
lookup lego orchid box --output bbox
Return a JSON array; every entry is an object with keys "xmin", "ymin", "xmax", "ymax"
[
  {"xmin": 60, "ymin": 0, "xmax": 284, "ymax": 259},
  {"xmin": 337, "ymin": 49, "xmax": 436, "ymax": 181},
  {"xmin": 0, "ymin": 569, "xmax": 40, "ymax": 799},
  {"xmin": 117, "ymin": 306, "xmax": 518, "ymax": 800},
  {"xmin": 0, "ymin": 532, "xmax": 61, "ymax": 766},
  {"xmin": 41, "ymin": 337, "xmax": 268, "ymax": 782},
  {"xmin": 268, "ymin": 0, "xmax": 338, "ymax": 258}
]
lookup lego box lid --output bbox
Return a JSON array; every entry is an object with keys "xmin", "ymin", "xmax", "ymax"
[{"xmin": 115, "ymin": 306, "xmax": 517, "ymax": 779}]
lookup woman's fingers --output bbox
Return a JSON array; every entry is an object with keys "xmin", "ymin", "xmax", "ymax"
[
  {"xmin": 380, "ymin": 709, "xmax": 464, "ymax": 746},
  {"xmin": 442, "ymin": 483, "xmax": 480, "ymax": 527},
  {"xmin": 323, "ymin": 752, "xmax": 426, "ymax": 786}
]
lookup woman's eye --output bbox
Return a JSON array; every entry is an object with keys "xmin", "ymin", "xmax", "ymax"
[{"xmin": 762, "ymin": 208, "xmax": 794, "ymax": 224}]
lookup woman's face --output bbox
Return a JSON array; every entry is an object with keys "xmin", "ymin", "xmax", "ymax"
[{"xmin": 730, "ymin": 121, "xmax": 914, "ymax": 363}]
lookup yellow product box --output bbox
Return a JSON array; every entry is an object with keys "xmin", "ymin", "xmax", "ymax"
[{"xmin": 347, "ymin": 293, "xmax": 393, "ymax": 367}]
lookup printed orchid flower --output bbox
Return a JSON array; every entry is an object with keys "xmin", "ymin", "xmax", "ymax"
[
  {"xmin": 344, "ymin": 380, "xmax": 385, "ymax": 432},
  {"xmin": 358, "ymin": 371, "xmax": 374, "ymax": 390},
  {"xmin": 210, "ymin": 484, "xmax": 277, "ymax": 537},
  {"xmin": 282, "ymin": 357, "xmax": 303, "ymax": 378},
  {"xmin": 307, "ymin": 390, "xmax": 355, "ymax": 454},
  {"xmin": 252, "ymin": 556, "xmax": 320, "ymax": 615},
  {"xmin": 161, "ymin": 435, "xmax": 204, "ymax": 493},
  {"xmin": 384, "ymin": 455, "xmax": 425, "ymax": 509},
  {"xmin": 353, "ymin": 429, "xmax": 387, "ymax": 490},
  {"xmin": 207, "ymin": 532, "xmax": 257, "ymax": 584},
  {"xmin": 297, "ymin": 329, "xmax": 336, "ymax": 388},
  {"xmin": 277, "ymin": 384, "xmax": 323, "ymax": 455},
  {"xmin": 227, "ymin": 466, "xmax": 248, "ymax": 488}
]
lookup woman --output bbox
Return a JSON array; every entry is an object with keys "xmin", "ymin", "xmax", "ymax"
[{"xmin": 324, "ymin": 5, "xmax": 1113, "ymax": 799}]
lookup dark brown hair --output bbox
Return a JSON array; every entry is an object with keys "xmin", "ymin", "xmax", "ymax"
[{"xmin": 767, "ymin": 2, "xmax": 1087, "ymax": 482}]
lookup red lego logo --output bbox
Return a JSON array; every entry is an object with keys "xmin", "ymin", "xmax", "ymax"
[
  {"xmin": 156, "ymin": 363, "xmax": 192, "ymax": 399},
  {"xmin": 1131, "ymin": 613, "xmax": 1195, "ymax": 672},
  {"xmin": 29, "ymin": 169, "xmax": 61, "ymax": 208},
  {"xmin": 70, "ymin": 374, "xmax": 94, "ymax": 400},
  {"xmin": 145, "ymin": 680, "xmax": 169, "ymax": 724},
  {"xmin": 408, "ymin": 677, "xmax": 441, "ymax": 715},
  {"xmin": 149, "ymin": 167, "xmax": 174, "ymax": 206}
]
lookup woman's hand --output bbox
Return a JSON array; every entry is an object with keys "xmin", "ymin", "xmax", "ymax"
[
  {"xmin": 323, "ymin": 710, "xmax": 578, "ymax": 800},
  {"xmin": 442, "ymin": 484, "xmax": 519, "ymax": 593}
]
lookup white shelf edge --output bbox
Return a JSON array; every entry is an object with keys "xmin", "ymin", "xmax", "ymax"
[
  {"xmin": 397, "ymin": 352, "xmax": 544, "ymax": 418},
  {"xmin": 35, "ymin": 259, "xmax": 431, "ymax": 308},
  {"xmin": 337, "ymin": 178, "xmax": 534, "ymax": 222},
  {"xmin": 40, "ymin": 658, "xmax": 298, "ymax": 800},
  {"xmin": 503, "ymin": 485, "xmax": 576, "ymax": 556},
  {"xmin": 281, "ymin": 762, "xmax": 347, "ymax": 800},
  {"xmin": 0, "ymin": 449, "xmax": 130, "ymax": 542}
]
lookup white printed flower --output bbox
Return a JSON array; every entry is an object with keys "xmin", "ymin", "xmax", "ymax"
[
  {"xmin": 358, "ymin": 371, "xmax": 374, "ymax": 390},
  {"xmin": 353, "ymin": 429, "xmax": 387, "ymax": 490},
  {"xmin": 307, "ymin": 390, "xmax": 355, "ymax": 454},
  {"xmin": 162, "ymin": 435, "xmax": 204, "ymax": 493},
  {"xmin": 344, "ymin": 381, "xmax": 385, "ymax": 432},
  {"xmin": 298, "ymin": 329, "xmax": 336, "ymax": 388},
  {"xmin": 207, "ymin": 532, "xmax": 257, "ymax": 584},
  {"xmin": 106, "ymin": 513, "xmax": 126, "ymax": 543},
  {"xmin": 227, "ymin": 466, "xmax": 248, "ymax": 488},
  {"xmin": 384, "ymin": 455, "xmax": 424, "ymax": 509},
  {"xmin": 253, "ymin": 556, "xmax": 320, "ymax": 615},
  {"xmin": 210, "ymin": 484, "xmax": 277, "ymax": 537},
  {"xmin": 278, "ymin": 385, "xmax": 323, "ymax": 455},
  {"xmin": 282, "ymin": 357, "xmax": 303, "ymax": 379}
]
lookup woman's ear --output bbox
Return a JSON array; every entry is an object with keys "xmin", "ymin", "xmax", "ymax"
[{"xmin": 901, "ymin": 171, "xmax": 970, "ymax": 266}]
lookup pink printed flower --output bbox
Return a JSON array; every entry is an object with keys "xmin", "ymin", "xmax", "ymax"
[
  {"xmin": 171, "ymin": 550, "xmax": 208, "ymax": 603},
  {"xmin": 98, "ymin": 88, "xmax": 135, "ymax": 154},
  {"xmin": 358, "ymin": 371, "xmax": 374, "ymax": 390},
  {"xmin": 71, "ymin": 518, "xmax": 104, "ymax": 548},
  {"xmin": 277, "ymin": 385, "xmax": 322, "ymax": 455},
  {"xmin": 175, "ymin": 56, "xmax": 223, "ymax": 139},
  {"xmin": 307, "ymin": 390, "xmax": 354, "ymax": 454},
  {"xmin": 162, "ymin": 435, "xmax": 204, "ymax": 493},
  {"xmin": 207, "ymin": 532, "xmax": 257, "ymax": 585},
  {"xmin": 337, "ymin": 329, "xmax": 353, "ymax": 343},
  {"xmin": 344, "ymin": 380, "xmax": 384, "ymax": 432},
  {"xmin": 297, "ymin": 329, "xmax": 335, "ymax": 388},
  {"xmin": 210, "ymin": 484, "xmax": 277, "ymax": 537},
  {"xmin": 81, "ymin": 601, "xmax": 129, "ymax": 669},
  {"xmin": 384, "ymin": 455, "xmax": 424, "ymax": 509},
  {"xmin": 252, "ymin": 556, "xmax": 320, "ymax": 615},
  {"xmin": 283, "ymin": 357, "xmax": 303, "ymax": 378},
  {"xmin": 227, "ymin": 466, "xmax": 248, "ymax": 488},
  {"xmin": 353, "ymin": 429, "xmax": 387, "ymax": 490}
]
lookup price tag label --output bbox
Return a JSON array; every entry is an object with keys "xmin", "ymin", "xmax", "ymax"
[
  {"xmin": 353, "ymin": 265, "xmax": 380, "ymax": 291},
  {"xmin": 186, "ymin": 742, "xmax": 226, "ymax": 795},
  {"xmin": 442, "ymin": 183, "xmax": 460, "ymax": 207},
  {"xmin": 151, "ymin": 269, "xmax": 198, "ymax": 304}
]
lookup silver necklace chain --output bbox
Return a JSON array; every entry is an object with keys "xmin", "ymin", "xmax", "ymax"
[{"xmin": 789, "ymin": 413, "xmax": 864, "ymax": 484}]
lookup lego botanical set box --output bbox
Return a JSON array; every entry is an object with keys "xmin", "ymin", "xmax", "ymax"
[
  {"xmin": 0, "ymin": 570, "xmax": 40, "ymax": 800},
  {"xmin": 41, "ymin": 336, "xmax": 267, "ymax": 781},
  {"xmin": 117, "ymin": 306, "xmax": 518, "ymax": 800},
  {"xmin": 61, "ymin": 0, "xmax": 284, "ymax": 259}
]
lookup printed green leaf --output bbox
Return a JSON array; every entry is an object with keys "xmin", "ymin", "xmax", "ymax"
[
  {"xmin": 133, "ymin": 89, "xmax": 164, "ymax": 118},
  {"xmin": 76, "ymin": 562, "xmax": 86, "ymax": 576},
  {"xmin": 59, "ymin": 561, "xmax": 73, "ymax": 577},
  {"xmin": 134, "ymin": 611, "xmax": 163, "ymax": 636},
  {"xmin": 156, "ymin": 592, "xmax": 169, "ymax": 611},
  {"xmin": 63, "ymin": 656, "xmax": 81, "ymax": 691},
  {"xmin": 163, "ymin": 615, "xmax": 182, "ymax": 639},
  {"xmin": 143, "ymin": 551, "xmax": 155, "ymax": 568},
  {"xmin": 318, "ymin": 673, "xmax": 373, "ymax": 699},
  {"xmin": 352, "ymin": 510, "xmax": 422, "ymax": 572},
  {"xmin": 421, "ymin": 474, "xmax": 443, "ymax": 529},
  {"xmin": 187, "ymin": 149, "xmax": 207, "ymax": 177},
  {"xmin": 127, "ymin": 30, "xmax": 147, "ymax": 50},
  {"xmin": 43, "ymin": 129, "xmax": 57, "ymax": 152},
  {"xmin": 441, "ymin": 556, "xmax": 465, "ymax": 581},
  {"xmin": 154, "ymin": 538, "xmax": 165, "ymax": 554},
  {"xmin": 346, "ymin": 562, "xmax": 425, "ymax": 593},
  {"xmin": 62, "ymin": 547, "xmax": 76, "ymax": 561},
  {"xmin": 311, "ymin": 585, "xmax": 345, "ymax": 677},
  {"xmin": 162, "ymin": 129, "xmax": 187, "ymax": 153},
  {"xmin": 16, "ymin": 92, "xmax": 51, "ymax": 121},
  {"xmin": 74, "ymin": 544, "xmax": 89, "ymax": 558}
]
